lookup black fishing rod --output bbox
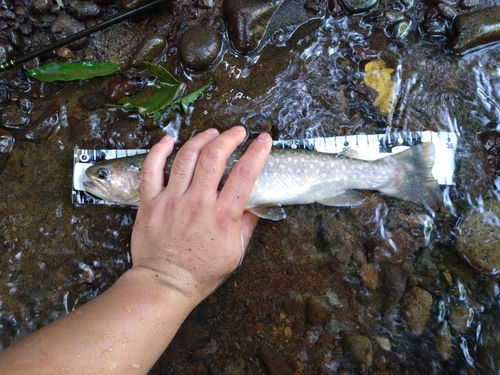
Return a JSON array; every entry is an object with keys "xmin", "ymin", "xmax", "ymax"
[{"xmin": 0, "ymin": 0, "xmax": 168, "ymax": 71}]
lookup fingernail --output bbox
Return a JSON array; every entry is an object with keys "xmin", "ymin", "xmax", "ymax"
[
  {"xmin": 256, "ymin": 132, "xmax": 271, "ymax": 143},
  {"xmin": 160, "ymin": 135, "xmax": 172, "ymax": 143},
  {"xmin": 204, "ymin": 128, "xmax": 219, "ymax": 135},
  {"xmin": 232, "ymin": 125, "xmax": 246, "ymax": 133}
]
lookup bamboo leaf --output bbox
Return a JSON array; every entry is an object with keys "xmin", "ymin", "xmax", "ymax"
[{"xmin": 26, "ymin": 62, "xmax": 120, "ymax": 82}]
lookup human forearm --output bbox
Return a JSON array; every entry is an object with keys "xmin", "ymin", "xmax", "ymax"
[{"xmin": 0, "ymin": 267, "xmax": 197, "ymax": 375}]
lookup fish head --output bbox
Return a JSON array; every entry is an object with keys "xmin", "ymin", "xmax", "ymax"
[{"xmin": 83, "ymin": 157, "xmax": 142, "ymax": 205}]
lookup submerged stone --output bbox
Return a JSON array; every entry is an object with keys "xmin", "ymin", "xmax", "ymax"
[
  {"xmin": 128, "ymin": 33, "xmax": 167, "ymax": 69},
  {"xmin": 105, "ymin": 118, "xmax": 150, "ymax": 149},
  {"xmin": 15, "ymin": 104, "xmax": 59, "ymax": 143},
  {"xmin": 342, "ymin": 335, "xmax": 373, "ymax": 369},
  {"xmin": 447, "ymin": 7, "xmax": 500, "ymax": 55},
  {"xmin": 0, "ymin": 127, "xmax": 14, "ymax": 169},
  {"xmin": 340, "ymin": 0, "xmax": 378, "ymax": 14},
  {"xmin": 0, "ymin": 102, "xmax": 30, "ymax": 130},
  {"xmin": 224, "ymin": 0, "xmax": 283, "ymax": 55},
  {"xmin": 78, "ymin": 91, "xmax": 107, "ymax": 110},
  {"xmin": 179, "ymin": 26, "xmax": 222, "ymax": 71},
  {"xmin": 401, "ymin": 286, "xmax": 432, "ymax": 336},
  {"xmin": 50, "ymin": 13, "xmax": 86, "ymax": 50},
  {"xmin": 456, "ymin": 199, "xmax": 500, "ymax": 277}
]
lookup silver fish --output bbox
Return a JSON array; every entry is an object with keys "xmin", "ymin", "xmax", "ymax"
[{"xmin": 83, "ymin": 143, "xmax": 442, "ymax": 221}]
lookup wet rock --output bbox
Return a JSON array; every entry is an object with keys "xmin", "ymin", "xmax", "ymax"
[
  {"xmin": 33, "ymin": 81, "xmax": 65, "ymax": 99},
  {"xmin": 328, "ymin": 0, "xmax": 343, "ymax": 15},
  {"xmin": 115, "ymin": 0, "xmax": 151, "ymax": 13},
  {"xmin": 340, "ymin": 0, "xmax": 378, "ymax": 14},
  {"xmin": 447, "ymin": 7, "xmax": 500, "ymax": 55},
  {"xmin": 105, "ymin": 118, "xmax": 150, "ymax": 149},
  {"xmin": 478, "ymin": 131, "xmax": 500, "ymax": 181},
  {"xmin": 56, "ymin": 46, "xmax": 72, "ymax": 60},
  {"xmin": 387, "ymin": 19, "xmax": 412, "ymax": 39},
  {"xmin": 257, "ymin": 344, "xmax": 294, "ymax": 375},
  {"xmin": 460, "ymin": 0, "xmax": 477, "ymax": 9},
  {"xmin": 0, "ymin": 39, "xmax": 14, "ymax": 63},
  {"xmin": 306, "ymin": 297, "xmax": 329, "ymax": 324},
  {"xmin": 476, "ymin": 313, "xmax": 500, "ymax": 374},
  {"xmin": 438, "ymin": 3, "xmax": 457, "ymax": 20},
  {"xmin": 18, "ymin": 94, "xmax": 34, "ymax": 114},
  {"xmin": 78, "ymin": 91, "xmax": 107, "ymax": 110},
  {"xmin": 325, "ymin": 319, "xmax": 345, "ymax": 335},
  {"xmin": 107, "ymin": 77, "xmax": 144, "ymax": 103},
  {"xmin": 373, "ymin": 229, "xmax": 418, "ymax": 263},
  {"xmin": 449, "ymin": 305, "xmax": 473, "ymax": 334},
  {"xmin": 179, "ymin": 26, "xmax": 222, "ymax": 71},
  {"xmin": 342, "ymin": 335, "xmax": 373, "ymax": 369},
  {"xmin": 32, "ymin": 0, "xmax": 51, "ymax": 13},
  {"xmin": 0, "ymin": 127, "xmax": 14, "ymax": 169},
  {"xmin": 51, "ymin": 13, "xmax": 87, "ymax": 50},
  {"xmin": 1, "ymin": 102, "xmax": 30, "ymax": 130},
  {"xmin": 68, "ymin": 1, "xmax": 102, "ymax": 20},
  {"xmin": 401, "ymin": 287, "xmax": 433, "ymax": 336},
  {"xmin": 433, "ymin": 324, "xmax": 452, "ymax": 361},
  {"xmin": 456, "ymin": 199, "xmax": 500, "ymax": 276},
  {"xmin": 0, "ymin": 84, "xmax": 9, "ymax": 104},
  {"xmin": 360, "ymin": 263, "xmax": 380, "ymax": 290},
  {"xmin": 421, "ymin": 18, "xmax": 448, "ymax": 38},
  {"xmin": 128, "ymin": 33, "xmax": 167, "ymax": 69},
  {"xmin": 381, "ymin": 261, "xmax": 413, "ymax": 315},
  {"xmin": 224, "ymin": 0, "xmax": 283, "ymax": 55},
  {"xmin": 15, "ymin": 104, "xmax": 59, "ymax": 143}
]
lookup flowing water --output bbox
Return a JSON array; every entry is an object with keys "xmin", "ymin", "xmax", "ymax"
[{"xmin": 1, "ymin": 2, "xmax": 500, "ymax": 374}]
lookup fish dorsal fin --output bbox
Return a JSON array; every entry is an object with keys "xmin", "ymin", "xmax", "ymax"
[
  {"xmin": 317, "ymin": 190, "xmax": 366, "ymax": 207},
  {"xmin": 249, "ymin": 206, "xmax": 288, "ymax": 221},
  {"xmin": 338, "ymin": 149, "xmax": 359, "ymax": 159}
]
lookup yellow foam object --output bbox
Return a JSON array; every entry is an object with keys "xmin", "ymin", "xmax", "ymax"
[{"xmin": 363, "ymin": 60, "xmax": 397, "ymax": 116}]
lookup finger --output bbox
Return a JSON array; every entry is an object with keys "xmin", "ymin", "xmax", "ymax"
[
  {"xmin": 240, "ymin": 211, "xmax": 259, "ymax": 249},
  {"xmin": 189, "ymin": 126, "xmax": 247, "ymax": 192},
  {"xmin": 218, "ymin": 132, "xmax": 272, "ymax": 217},
  {"xmin": 141, "ymin": 135, "xmax": 174, "ymax": 203},
  {"xmin": 166, "ymin": 128, "xmax": 219, "ymax": 194}
]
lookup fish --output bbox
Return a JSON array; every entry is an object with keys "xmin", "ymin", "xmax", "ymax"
[{"xmin": 83, "ymin": 142, "xmax": 442, "ymax": 221}]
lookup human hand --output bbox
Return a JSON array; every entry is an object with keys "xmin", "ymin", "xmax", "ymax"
[{"xmin": 130, "ymin": 126, "xmax": 272, "ymax": 305}]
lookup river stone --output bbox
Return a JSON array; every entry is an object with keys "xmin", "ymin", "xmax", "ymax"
[
  {"xmin": 401, "ymin": 286, "xmax": 432, "ymax": 336},
  {"xmin": 115, "ymin": 0, "xmax": 151, "ymax": 13},
  {"xmin": 1, "ymin": 102, "xmax": 30, "ymax": 130},
  {"xmin": 447, "ymin": 7, "xmax": 500, "ymax": 55},
  {"xmin": 68, "ymin": 1, "xmax": 102, "ymax": 20},
  {"xmin": 50, "ymin": 13, "xmax": 86, "ymax": 50},
  {"xmin": 78, "ymin": 91, "xmax": 107, "ymax": 110},
  {"xmin": 15, "ymin": 104, "xmax": 59, "ymax": 143},
  {"xmin": 224, "ymin": 0, "xmax": 283, "ymax": 55},
  {"xmin": 0, "ymin": 127, "xmax": 14, "ymax": 169},
  {"xmin": 456, "ymin": 199, "xmax": 500, "ymax": 276},
  {"xmin": 128, "ymin": 33, "xmax": 167, "ymax": 69},
  {"xmin": 179, "ymin": 26, "xmax": 222, "ymax": 71},
  {"xmin": 105, "ymin": 118, "xmax": 150, "ymax": 149},
  {"xmin": 257, "ymin": 344, "xmax": 294, "ymax": 375},
  {"xmin": 340, "ymin": 0, "xmax": 378, "ymax": 13},
  {"xmin": 449, "ymin": 305, "xmax": 474, "ymax": 334},
  {"xmin": 433, "ymin": 324, "xmax": 452, "ymax": 361},
  {"xmin": 342, "ymin": 335, "xmax": 373, "ymax": 369}
]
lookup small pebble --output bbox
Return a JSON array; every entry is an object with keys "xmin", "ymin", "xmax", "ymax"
[{"xmin": 57, "ymin": 46, "xmax": 72, "ymax": 60}]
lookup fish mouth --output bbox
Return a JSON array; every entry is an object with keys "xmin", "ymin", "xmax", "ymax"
[{"xmin": 83, "ymin": 180, "xmax": 105, "ymax": 198}]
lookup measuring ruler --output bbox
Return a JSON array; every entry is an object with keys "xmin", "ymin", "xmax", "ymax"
[{"xmin": 72, "ymin": 131, "xmax": 458, "ymax": 205}]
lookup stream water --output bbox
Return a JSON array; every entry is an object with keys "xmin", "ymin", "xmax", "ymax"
[{"xmin": 1, "ymin": 1, "xmax": 500, "ymax": 374}]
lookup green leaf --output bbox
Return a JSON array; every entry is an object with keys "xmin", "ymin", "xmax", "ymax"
[
  {"xmin": 117, "ymin": 82, "xmax": 183, "ymax": 115},
  {"xmin": 26, "ymin": 62, "xmax": 120, "ymax": 82},
  {"xmin": 144, "ymin": 62, "xmax": 179, "ymax": 85},
  {"xmin": 179, "ymin": 81, "xmax": 212, "ymax": 114}
]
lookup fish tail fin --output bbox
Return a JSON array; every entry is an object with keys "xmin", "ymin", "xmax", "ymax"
[{"xmin": 378, "ymin": 143, "xmax": 442, "ymax": 208}]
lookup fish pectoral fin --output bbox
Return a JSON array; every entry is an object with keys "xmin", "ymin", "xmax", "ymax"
[
  {"xmin": 317, "ymin": 190, "xmax": 366, "ymax": 207},
  {"xmin": 338, "ymin": 149, "xmax": 359, "ymax": 159},
  {"xmin": 249, "ymin": 206, "xmax": 288, "ymax": 221}
]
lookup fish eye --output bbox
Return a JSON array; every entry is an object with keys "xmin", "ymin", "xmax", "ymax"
[{"xmin": 96, "ymin": 167, "xmax": 109, "ymax": 180}]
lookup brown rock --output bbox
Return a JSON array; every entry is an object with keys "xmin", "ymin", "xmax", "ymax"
[
  {"xmin": 360, "ymin": 263, "xmax": 380, "ymax": 290},
  {"xmin": 373, "ymin": 229, "xmax": 418, "ymax": 263},
  {"xmin": 257, "ymin": 344, "xmax": 293, "ymax": 375},
  {"xmin": 306, "ymin": 297, "xmax": 329, "ymax": 325},
  {"xmin": 401, "ymin": 287, "xmax": 433, "ymax": 336}
]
